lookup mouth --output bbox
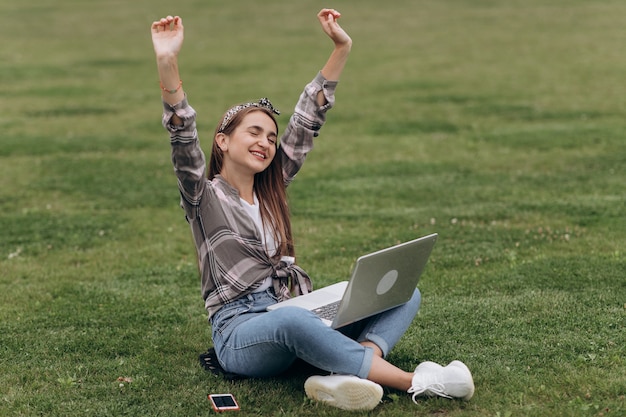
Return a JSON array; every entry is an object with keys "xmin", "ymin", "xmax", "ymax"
[{"xmin": 250, "ymin": 151, "xmax": 266, "ymax": 160}]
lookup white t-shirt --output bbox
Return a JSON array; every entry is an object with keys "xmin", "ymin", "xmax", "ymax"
[{"xmin": 240, "ymin": 195, "xmax": 295, "ymax": 293}]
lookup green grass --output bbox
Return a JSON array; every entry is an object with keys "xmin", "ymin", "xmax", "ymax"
[{"xmin": 1, "ymin": 0, "xmax": 624, "ymax": 416}]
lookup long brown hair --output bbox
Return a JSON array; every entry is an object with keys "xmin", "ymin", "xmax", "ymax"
[{"xmin": 208, "ymin": 106, "xmax": 294, "ymax": 258}]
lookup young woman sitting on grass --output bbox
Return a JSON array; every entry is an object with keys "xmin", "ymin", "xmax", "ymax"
[{"xmin": 151, "ymin": 9, "xmax": 474, "ymax": 411}]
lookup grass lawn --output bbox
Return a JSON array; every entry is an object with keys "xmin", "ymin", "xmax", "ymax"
[{"xmin": 0, "ymin": 0, "xmax": 624, "ymax": 416}]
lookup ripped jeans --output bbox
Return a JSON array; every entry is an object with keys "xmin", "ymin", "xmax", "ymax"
[{"xmin": 210, "ymin": 287, "xmax": 421, "ymax": 379}]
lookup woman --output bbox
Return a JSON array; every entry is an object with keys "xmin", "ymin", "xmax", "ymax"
[{"xmin": 151, "ymin": 9, "xmax": 474, "ymax": 411}]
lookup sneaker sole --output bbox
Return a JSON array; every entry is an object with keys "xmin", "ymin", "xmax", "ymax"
[{"xmin": 304, "ymin": 376, "xmax": 383, "ymax": 411}]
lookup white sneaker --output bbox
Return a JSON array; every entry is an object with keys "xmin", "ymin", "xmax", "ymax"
[
  {"xmin": 304, "ymin": 375, "xmax": 384, "ymax": 411},
  {"xmin": 408, "ymin": 360, "xmax": 475, "ymax": 402}
]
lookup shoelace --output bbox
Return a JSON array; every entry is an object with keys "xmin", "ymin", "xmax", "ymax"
[{"xmin": 408, "ymin": 382, "xmax": 452, "ymax": 403}]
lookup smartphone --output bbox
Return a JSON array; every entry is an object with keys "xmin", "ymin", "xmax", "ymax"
[{"xmin": 208, "ymin": 393, "xmax": 240, "ymax": 412}]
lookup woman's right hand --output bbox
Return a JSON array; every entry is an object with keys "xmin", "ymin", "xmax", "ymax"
[
  {"xmin": 151, "ymin": 15, "xmax": 184, "ymax": 58},
  {"xmin": 152, "ymin": 15, "xmax": 186, "ymax": 106}
]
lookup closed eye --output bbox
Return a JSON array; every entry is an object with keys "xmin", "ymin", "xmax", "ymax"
[{"xmin": 247, "ymin": 125, "xmax": 277, "ymax": 145}]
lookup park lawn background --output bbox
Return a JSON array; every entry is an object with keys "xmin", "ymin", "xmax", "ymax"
[{"xmin": 0, "ymin": 0, "xmax": 624, "ymax": 416}]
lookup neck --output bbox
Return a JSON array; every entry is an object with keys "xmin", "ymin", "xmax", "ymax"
[{"xmin": 220, "ymin": 168, "xmax": 255, "ymax": 204}]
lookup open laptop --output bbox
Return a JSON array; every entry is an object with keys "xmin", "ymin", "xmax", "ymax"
[{"xmin": 266, "ymin": 233, "xmax": 437, "ymax": 329}]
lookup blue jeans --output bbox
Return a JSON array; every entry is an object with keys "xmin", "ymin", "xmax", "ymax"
[{"xmin": 210, "ymin": 287, "xmax": 421, "ymax": 379}]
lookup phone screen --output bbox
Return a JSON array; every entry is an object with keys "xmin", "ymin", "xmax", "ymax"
[
  {"xmin": 212, "ymin": 395, "xmax": 236, "ymax": 407},
  {"xmin": 209, "ymin": 394, "xmax": 239, "ymax": 411}
]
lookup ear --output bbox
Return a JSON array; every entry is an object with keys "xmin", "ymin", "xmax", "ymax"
[{"xmin": 215, "ymin": 132, "xmax": 229, "ymax": 152}]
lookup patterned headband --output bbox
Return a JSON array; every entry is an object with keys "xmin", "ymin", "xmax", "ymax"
[{"xmin": 218, "ymin": 98, "xmax": 281, "ymax": 133}]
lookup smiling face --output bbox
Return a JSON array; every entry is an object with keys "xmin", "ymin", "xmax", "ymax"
[{"xmin": 216, "ymin": 110, "xmax": 278, "ymax": 178}]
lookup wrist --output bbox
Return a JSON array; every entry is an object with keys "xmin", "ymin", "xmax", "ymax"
[
  {"xmin": 160, "ymin": 79, "xmax": 183, "ymax": 94},
  {"xmin": 334, "ymin": 40, "xmax": 352, "ymax": 53},
  {"xmin": 156, "ymin": 51, "xmax": 179, "ymax": 63}
]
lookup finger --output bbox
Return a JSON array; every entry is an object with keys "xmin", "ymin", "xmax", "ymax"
[
  {"xmin": 157, "ymin": 16, "xmax": 174, "ymax": 31},
  {"xmin": 174, "ymin": 15, "xmax": 184, "ymax": 29},
  {"xmin": 318, "ymin": 8, "xmax": 334, "ymax": 19},
  {"xmin": 326, "ymin": 10, "xmax": 342, "ymax": 27},
  {"xmin": 325, "ymin": 9, "xmax": 341, "ymax": 18}
]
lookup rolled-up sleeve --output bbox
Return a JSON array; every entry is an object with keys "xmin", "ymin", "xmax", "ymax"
[
  {"xmin": 279, "ymin": 72, "xmax": 338, "ymax": 184},
  {"xmin": 163, "ymin": 97, "xmax": 206, "ymax": 208}
]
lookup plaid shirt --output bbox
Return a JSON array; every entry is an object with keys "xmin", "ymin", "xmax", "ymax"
[{"xmin": 163, "ymin": 72, "xmax": 338, "ymax": 319}]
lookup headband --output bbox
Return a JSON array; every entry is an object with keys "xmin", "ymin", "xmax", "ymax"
[{"xmin": 217, "ymin": 98, "xmax": 281, "ymax": 133}]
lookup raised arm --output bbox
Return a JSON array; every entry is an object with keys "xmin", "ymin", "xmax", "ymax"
[
  {"xmin": 151, "ymin": 15, "xmax": 205, "ymax": 210},
  {"xmin": 278, "ymin": 10, "xmax": 352, "ymax": 183},
  {"xmin": 152, "ymin": 15, "xmax": 186, "ymax": 123},
  {"xmin": 316, "ymin": 9, "xmax": 352, "ymax": 106}
]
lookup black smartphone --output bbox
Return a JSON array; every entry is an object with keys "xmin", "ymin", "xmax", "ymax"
[{"xmin": 208, "ymin": 393, "xmax": 240, "ymax": 412}]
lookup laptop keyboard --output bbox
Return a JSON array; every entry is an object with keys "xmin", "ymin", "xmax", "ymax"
[{"xmin": 312, "ymin": 301, "xmax": 341, "ymax": 321}]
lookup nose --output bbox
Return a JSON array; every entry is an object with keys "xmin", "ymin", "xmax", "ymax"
[{"xmin": 258, "ymin": 136, "xmax": 273, "ymax": 148}]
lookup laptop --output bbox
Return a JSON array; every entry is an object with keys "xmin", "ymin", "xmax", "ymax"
[{"xmin": 266, "ymin": 233, "xmax": 437, "ymax": 329}]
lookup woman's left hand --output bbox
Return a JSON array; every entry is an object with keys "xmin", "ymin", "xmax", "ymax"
[{"xmin": 317, "ymin": 9, "xmax": 352, "ymax": 48}]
